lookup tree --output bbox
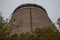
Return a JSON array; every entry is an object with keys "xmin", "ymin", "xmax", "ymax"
[
  {"xmin": 0, "ymin": 12, "xmax": 10, "ymax": 40},
  {"xmin": 19, "ymin": 32, "xmax": 30, "ymax": 40},
  {"xmin": 57, "ymin": 18, "xmax": 60, "ymax": 26},
  {"xmin": 57, "ymin": 18, "xmax": 60, "ymax": 31}
]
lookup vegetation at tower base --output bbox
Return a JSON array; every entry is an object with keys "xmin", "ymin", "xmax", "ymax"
[
  {"xmin": 57, "ymin": 18, "xmax": 60, "ymax": 28},
  {"xmin": 0, "ymin": 13, "xmax": 10, "ymax": 40},
  {"xmin": 6, "ymin": 27, "xmax": 60, "ymax": 40}
]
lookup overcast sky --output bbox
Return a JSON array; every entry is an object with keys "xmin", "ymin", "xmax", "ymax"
[{"xmin": 0, "ymin": 0, "xmax": 60, "ymax": 23}]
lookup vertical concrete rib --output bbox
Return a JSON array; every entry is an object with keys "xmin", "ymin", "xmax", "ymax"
[{"xmin": 30, "ymin": 6, "xmax": 33, "ymax": 35}]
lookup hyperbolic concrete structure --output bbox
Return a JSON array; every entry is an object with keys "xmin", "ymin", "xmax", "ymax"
[{"xmin": 8, "ymin": 4, "xmax": 56, "ymax": 34}]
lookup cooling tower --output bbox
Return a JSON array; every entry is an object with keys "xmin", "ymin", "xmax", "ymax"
[{"xmin": 8, "ymin": 4, "xmax": 56, "ymax": 35}]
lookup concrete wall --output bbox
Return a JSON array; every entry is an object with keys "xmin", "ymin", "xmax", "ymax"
[{"xmin": 8, "ymin": 6, "xmax": 56, "ymax": 35}]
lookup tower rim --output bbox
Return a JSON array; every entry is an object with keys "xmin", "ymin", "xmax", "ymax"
[{"xmin": 14, "ymin": 3, "xmax": 47, "ymax": 13}]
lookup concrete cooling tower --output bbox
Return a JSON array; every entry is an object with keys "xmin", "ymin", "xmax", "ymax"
[{"xmin": 8, "ymin": 4, "xmax": 57, "ymax": 35}]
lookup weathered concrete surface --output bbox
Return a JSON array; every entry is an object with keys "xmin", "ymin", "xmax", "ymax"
[{"xmin": 8, "ymin": 4, "xmax": 57, "ymax": 35}]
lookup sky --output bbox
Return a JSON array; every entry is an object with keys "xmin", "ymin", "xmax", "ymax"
[{"xmin": 0, "ymin": 0, "xmax": 60, "ymax": 24}]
